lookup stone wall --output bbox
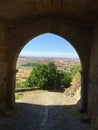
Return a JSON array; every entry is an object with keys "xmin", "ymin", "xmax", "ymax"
[
  {"xmin": 89, "ymin": 22, "xmax": 98, "ymax": 130},
  {"xmin": 0, "ymin": 18, "xmax": 97, "ymax": 129},
  {"xmin": 0, "ymin": 23, "xmax": 8, "ymax": 111}
]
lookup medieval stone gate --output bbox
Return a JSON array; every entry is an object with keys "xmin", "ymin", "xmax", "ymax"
[{"xmin": 0, "ymin": 0, "xmax": 98, "ymax": 129}]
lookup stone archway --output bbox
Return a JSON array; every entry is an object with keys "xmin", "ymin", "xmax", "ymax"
[
  {"xmin": 0, "ymin": 0, "xmax": 98, "ymax": 128},
  {"xmin": 5, "ymin": 18, "xmax": 90, "ymax": 114}
]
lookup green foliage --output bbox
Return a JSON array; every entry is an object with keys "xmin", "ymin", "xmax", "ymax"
[
  {"xmin": 46, "ymin": 62, "xmax": 57, "ymax": 87},
  {"xmin": 21, "ymin": 62, "xmax": 36, "ymax": 67},
  {"xmin": 60, "ymin": 72, "xmax": 72, "ymax": 87},
  {"xmin": 15, "ymin": 93, "xmax": 23, "ymax": 99},
  {"xmin": 26, "ymin": 62, "xmax": 72, "ymax": 89},
  {"xmin": 27, "ymin": 64, "xmax": 48, "ymax": 88},
  {"xmin": 16, "ymin": 82, "xmax": 28, "ymax": 88},
  {"xmin": 70, "ymin": 64, "xmax": 81, "ymax": 77}
]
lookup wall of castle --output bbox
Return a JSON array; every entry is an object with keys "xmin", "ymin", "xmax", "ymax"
[
  {"xmin": 0, "ymin": 23, "xmax": 8, "ymax": 111},
  {"xmin": 89, "ymin": 22, "xmax": 98, "ymax": 130}
]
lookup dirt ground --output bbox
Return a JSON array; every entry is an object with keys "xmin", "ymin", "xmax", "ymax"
[{"xmin": 0, "ymin": 90, "xmax": 92, "ymax": 130}]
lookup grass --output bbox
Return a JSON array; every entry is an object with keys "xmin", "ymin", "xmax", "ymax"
[
  {"xmin": 15, "ymin": 93, "xmax": 23, "ymax": 99},
  {"xmin": 15, "ymin": 89, "xmax": 48, "ymax": 100},
  {"xmin": 16, "ymin": 82, "xmax": 28, "ymax": 89}
]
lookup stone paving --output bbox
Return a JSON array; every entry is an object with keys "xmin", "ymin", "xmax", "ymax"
[{"xmin": 0, "ymin": 90, "xmax": 92, "ymax": 130}]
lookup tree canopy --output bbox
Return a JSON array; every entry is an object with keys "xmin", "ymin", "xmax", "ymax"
[{"xmin": 27, "ymin": 62, "xmax": 72, "ymax": 89}]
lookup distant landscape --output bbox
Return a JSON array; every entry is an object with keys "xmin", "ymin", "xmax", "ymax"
[{"xmin": 16, "ymin": 56, "xmax": 80, "ymax": 87}]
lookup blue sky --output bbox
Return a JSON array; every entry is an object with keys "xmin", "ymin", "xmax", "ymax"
[{"xmin": 20, "ymin": 33, "xmax": 79, "ymax": 58}]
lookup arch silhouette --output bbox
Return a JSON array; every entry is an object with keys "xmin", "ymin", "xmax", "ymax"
[
  {"xmin": 7, "ymin": 18, "xmax": 90, "ymax": 114},
  {"xmin": 10, "ymin": 18, "xmax": 90, "ymax": 71},
  {"xmin": 16, "ymin": 32, "xmax": 81, "ymax": 92},
  {"xmin": 16, "ymin": 32, "xmax": 81, "ymax": 65},
  {"xmin": 0, "ymin": 1, "xmax": 98, "ymax": 127}
]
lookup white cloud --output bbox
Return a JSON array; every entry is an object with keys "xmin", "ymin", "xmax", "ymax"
[{"xmin": 19, "ymin": 51, "xmax": 79, "ymax": 58}]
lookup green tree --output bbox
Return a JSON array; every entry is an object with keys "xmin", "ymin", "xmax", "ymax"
[
  {"xmin": 61, "ymin": 72, "xmax": 72, "ymax": 87},
  {"xmin": 27, "ymin": 62, "xmax": 72, "ymax": 89},
  {"xmin": 46, "ymin": 62, "xmax": 57, "ymax": 87},
  {"xmin": 27, "ymin": 64, "xmax": 48, "ymax": 88}
]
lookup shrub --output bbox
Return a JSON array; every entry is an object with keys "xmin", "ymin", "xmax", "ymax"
[
  {"xmin": 70, "ymin": 64, "xmax": 81, "ymax": 77},
  {"xmin": 16, "ymin": 82, "xmax": 28, "ymax": 88},
  {"xmin": 61, "ymin": 72, "xmax": 72, "ymax": 87},
  {"xmin": 27, "ymin": 64, "xmax": 48, "ymax": 88},
  {"xmin": 26, "ymin": 62, "xmax": 72, "ymax": 89}
]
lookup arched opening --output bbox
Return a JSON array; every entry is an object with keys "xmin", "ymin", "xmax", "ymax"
[
  {"xmin": 16, "ymin": 33, "xmax": 81, "ymax": 96},
  {"xmin": 6, "ymin": 18, "xmax": 90, "ymax": 125},
  {"xmin": 4, "ymin": 14, "xmax": 91, "ymax": 127},
  {"xmin": 14, "ymin": 33, "xmax": 83, "ymax": 128},
  {"xmin": 0, "ymin": 1, "xmax": 96, "ymax": 128}
]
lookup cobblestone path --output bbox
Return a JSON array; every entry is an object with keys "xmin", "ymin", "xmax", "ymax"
[{"xmin": 0, "ymin": 90, "xmax": 92, "ymax": 130}]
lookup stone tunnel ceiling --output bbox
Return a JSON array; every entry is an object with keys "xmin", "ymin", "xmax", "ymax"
[{"xmin": 0, "ymin": 0, "xmax": 97, "ymax": 25}]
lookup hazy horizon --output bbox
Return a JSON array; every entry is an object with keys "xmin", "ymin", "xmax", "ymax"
[{"xmin": 19, "ymin": 55, "xmax": 79, "ymax": 60}]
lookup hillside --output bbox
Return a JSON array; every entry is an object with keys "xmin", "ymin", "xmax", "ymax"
[{"xmin": 16, "ymin": 57, "xmax": 80, "ymax": 84}]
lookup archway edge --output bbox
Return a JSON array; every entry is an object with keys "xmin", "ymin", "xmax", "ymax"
[
  {"xmin": 6, "ymin": 17, "xmax": 91, "ymax": 112},
  {"xmin": 7, "ymin": 17, "xmax": 90, "ymax": 70}
]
